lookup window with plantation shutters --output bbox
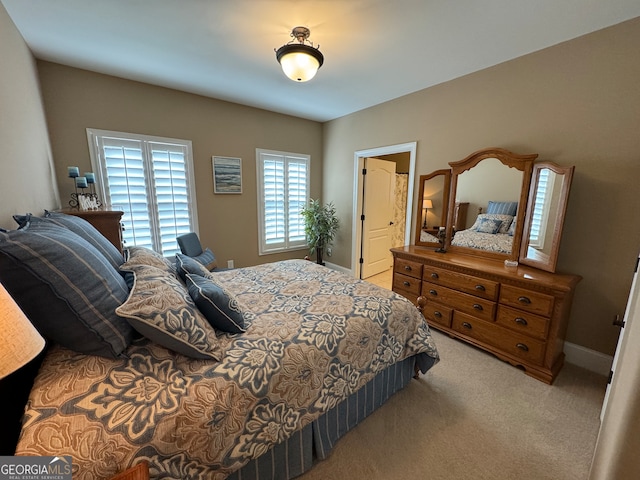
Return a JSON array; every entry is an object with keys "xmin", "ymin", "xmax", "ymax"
[
  {"xmin": 86, "ymin": 129, "xmax": 197, "ymax": 257},
  {"xmin": 256, "ymin": 149, "xmax": 310, "ymax": 255},
  {"xmin": 528, "ymin": 167, "xmax": 553, "ymax": 248}
]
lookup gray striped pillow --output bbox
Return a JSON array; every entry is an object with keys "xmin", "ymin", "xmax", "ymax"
[
  {"xmin": 0, "ymin": 223, "xmax": 133, "ymax": 358},
  {"xmin": 486, "ymin": 201, "xmax": 518, "ymax": 216}
]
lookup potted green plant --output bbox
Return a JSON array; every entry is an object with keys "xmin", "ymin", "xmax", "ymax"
[{"xmin": 299, "ymin": 198, "xmax": 339, "ymax": 265}]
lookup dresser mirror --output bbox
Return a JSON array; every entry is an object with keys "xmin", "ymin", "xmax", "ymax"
[
  {"xmin": 414, "ymin": 169, "xmax": 451, "ymax": 246},
  {"xmin": 444, "ymin": 148, "xmax": 536, "ymax": 262},
  {"xmin": 519, "ymin": 162, "xmax": 574, "ymax": 273}
]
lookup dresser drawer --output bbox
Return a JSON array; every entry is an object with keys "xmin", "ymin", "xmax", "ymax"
[
  {"xmin": 393, "ymin": 273, "xmax": 422, "ymax": 296},
  {"xmin": 499, "ymin": 285, "xmax": 554, "ymax": 317},
  {"xmin": 394, "ymin": 258, "xmax": 423, "ymax": 279},
  {"xmin": 422, "ymin": 301, "xmax": 453, "ymax": 328},
  {"xmin": 423, "ymin": 281, "xmax": 495, "ymax": 322},
  {"xmin": 423, "ymin": 265, "xmax": 499, "ymax": 301},
  {"xmin": 453, "ymin": 312, "xmax": 545, "ymax": 365},
  {"xmin": 496, "ymin": 305, "xmax": 549, "ymax": 340}
]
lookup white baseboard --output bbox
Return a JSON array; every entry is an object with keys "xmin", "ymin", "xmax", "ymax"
[
  {"xmin": 564, "ymin": 341, "xmax": 612, "ymax": 376},
  {"xmin": 323, "ymin": 261, "xmax": 352, "ymax": 275}
]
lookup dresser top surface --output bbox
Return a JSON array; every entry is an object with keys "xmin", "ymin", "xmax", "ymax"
[{"xmin": 391, "ymin": 246, "xmax": 581, "ymax": 289}]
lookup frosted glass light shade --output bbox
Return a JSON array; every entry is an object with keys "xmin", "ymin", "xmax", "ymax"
[
  {"xmin": 0, "ymin": 283, "xmax": 45, "ymax": 379},
  {"xmin": 276, "ymin": 27, "xmax": 324, "ymax": 83},
  {"xmin": 279, "ymin": 49, "xmax": 321, "ymax": 82},
  {"xmin": 422, "ymin": 199, "xmax": 433, "ymax": 209}
]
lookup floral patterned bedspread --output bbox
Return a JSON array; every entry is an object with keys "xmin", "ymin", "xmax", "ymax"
[
  {"xmin": 451, "ymin": 229, "xmax": 513, "ymax": 253},
  {"xmin": 15, "ymin": 260, "xmax": 439, "ymax": 480}
]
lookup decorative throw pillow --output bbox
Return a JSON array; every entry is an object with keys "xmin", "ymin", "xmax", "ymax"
[
  {"xmin": 122, "ymin": 246, "xmax": 176, "ymax": 274},
  {"xmin": 0, "ymin": 222, "xmax": 133, "ymax": 358},
  {"xmin": 470, "ymin": 213, "xmax": 514, "ymax": 234},
  {"xmin": 474, "ymin": 218, "xmax": 503, "ymax": 234},
  {"xmin": 116, "ymin": 263, "xmax": 221, "ymax": 360},
  {"xmin": 175, "ymin": 253, "xmax": 212, "ymax": 281},
  {"xmin": 486, "ymin": 201, "xmax": 518, "ymax": 216},
  {"xmin": 186, "ymin": 274, "xmax": 245, "ymax": 333},
  {"xmin": 508, "ymin": 217, "xmax": 517, "ymax": 236}
]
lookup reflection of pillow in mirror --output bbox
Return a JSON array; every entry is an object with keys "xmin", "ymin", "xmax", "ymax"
[
  {"xmin": 470, "ymin": 213, "xmax": 513, "ymax": 234},
  {"xmin": 508, "ymin": 218, "xmax": 516, "ymax": 236},
  {"xmin": 486, "ymin": 201, "xmax": 518, "ymax": 216},
  {"xmin": 474, "ymin": 218, "xmax": 503, "ymax": 234}
]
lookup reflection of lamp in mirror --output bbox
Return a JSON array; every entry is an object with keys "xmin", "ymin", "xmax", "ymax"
[
  {"xmin": 422, "ymin": 199, "xmax": 433, "ymax": 229},
  {"xmin": 0, "ymin": 283, "xmax": 46, "ymax": 379}
]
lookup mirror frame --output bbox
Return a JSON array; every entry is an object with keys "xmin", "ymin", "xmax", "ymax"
[
  {"xmin": 414, "ymin": 169, "xmax": 451, "ymax": 247},
  {"xmin": 519, "ymin": 162, "xmax": 574, "ymax": 273},
  {"xmin": 444, "ymin": 147, "xmax": 537, "ymax": 262}
]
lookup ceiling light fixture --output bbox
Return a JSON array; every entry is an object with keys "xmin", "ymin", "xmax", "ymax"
[{"xmin": 275, "ymin": 26, "xmax": 324, "ymax": 82}]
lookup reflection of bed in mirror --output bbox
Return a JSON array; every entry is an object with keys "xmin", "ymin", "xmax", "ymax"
[
  {"xmin": 419, "ymin": 229, "xmax": 439, "ymax": 243},
  {"xmin": 451, "ymin": 201, "xmax": 518, "ymax": 254}
]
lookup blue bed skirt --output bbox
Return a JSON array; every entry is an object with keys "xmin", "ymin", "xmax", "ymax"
[{"xmin": 229, "ymin": 353, "xmax": 434, "ymax": 480}]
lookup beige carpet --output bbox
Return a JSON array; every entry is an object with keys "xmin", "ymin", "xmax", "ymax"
[{"xmin": 298, "ymin": 329, "xmax": 607, "ymax": 480}]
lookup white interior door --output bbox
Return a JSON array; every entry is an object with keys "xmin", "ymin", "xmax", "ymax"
[
  {"xmin": 600, "ymin": 253, "xmax": 640, "ymax": 420},
  {"xmin": 361, "ymin": 157, "xmax": 396, "ymax": 279}
]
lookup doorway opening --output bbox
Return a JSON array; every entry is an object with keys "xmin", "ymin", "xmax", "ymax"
[{"xmin": 351, "ymin": 142, "xmax": 417, "ymax": 280}]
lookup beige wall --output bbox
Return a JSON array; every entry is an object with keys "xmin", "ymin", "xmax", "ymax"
[
  {"xmin": 36, "ymin": 62, "xmax": 323, "ymax": 268},
  {"xmin": 323, "ymin": 17, "xmax": 640, "ymax": 356},
  {"xmin": 0, "ymin": 3, "xmax": 58, "ymax": 229}
]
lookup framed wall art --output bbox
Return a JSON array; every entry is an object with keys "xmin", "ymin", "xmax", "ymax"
[{"xmin": 212, "ymin": 156, "xmax": 242, "ymax": 194}]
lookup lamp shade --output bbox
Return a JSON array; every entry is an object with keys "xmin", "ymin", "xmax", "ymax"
[
  {"xmin": 0, "ymin": 283, "xmax": 45, "ymax": 379},
  {"xmin": 276, "ymin": 44, "xmax": 323, "ymax": 82},
  {"xmin": 422, "ymin": 199, "xmax": 433, "ymax": 209}
]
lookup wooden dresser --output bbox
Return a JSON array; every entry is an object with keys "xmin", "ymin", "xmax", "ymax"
[
  {"xmin": 62, "ymin": 209, "xmax": 124, "ymax": 253},
  {"xmin": 391, "ymin": 246, "xmax": 581, "ymax": 384}
]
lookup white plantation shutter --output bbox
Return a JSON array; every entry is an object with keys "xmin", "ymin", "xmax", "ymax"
[
  {"xmin": 87, "ymin": 129, "xmax": 197, "ymax": 257},
  {"xmin": 529, "ymin": 168, "xmax": 553, "ymax": 247},
  {"xmin": 257, "ymin": 149, "xmax": 309, "ymax": 255}
]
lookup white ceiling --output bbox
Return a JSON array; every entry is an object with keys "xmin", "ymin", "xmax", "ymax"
[{"xmin": 3, "ymin": 0, "xmax": 640, "ymax": 122}]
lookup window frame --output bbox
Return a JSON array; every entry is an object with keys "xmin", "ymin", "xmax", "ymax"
[
  {"xmin": 256, "ymin": 148, "xmax": 310, "ymax": 256},
  {"xmin": 86, "ymin": 128, "xmax": 199, "ymax": 256}
]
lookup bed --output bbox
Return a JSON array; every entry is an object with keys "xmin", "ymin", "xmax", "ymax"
[
  {"xmin": 450, "ymin": 201, "xmax": 518, "ymax": 254},
  {"xmin": 0, "ymin": 212, "xmax": 439, "ymax": 480}
]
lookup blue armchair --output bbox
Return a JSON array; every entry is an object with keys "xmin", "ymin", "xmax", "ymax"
[{"xmin": 176, "ymin": 232, "xmax": 218, "ymax": 271}]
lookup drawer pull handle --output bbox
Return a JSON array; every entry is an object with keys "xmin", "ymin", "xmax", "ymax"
[
  {"xmin": 462, "ymin": 322, "xmax": 472, "ymax": 329},
  {"xmin": 429, "ymin": 289, "xmax": 437, "ymax": 296},
  {"xmin": 515, "ymin": 317, "xmax": 528, "ymax": 326},
  {"xmin": 472, "ymin": 304, "xmax": 483, "ymax": 311},
  {"xmin": 475, "ymin": 285, "xmax": 486, "ymax": 292},
  {"xmin": 403, "ymin": 281, "xmax": 410, "ymax": 287},
  {"xmin": 434, "ymin": 311, "xmax": 442, "ymax": 318},
  {"xmin": 516, "ymin": 343, "xmax": 529, "ymax": 352},
  {"xmin": 404, "ymin": 265, "xmax": 412, "ymax": 271},
  {"xmin": 518, "ymin": 296, "xmax": 531, "ymax": 305},
  {"xmin": 431, "ymin": 272, "xmax": 439, "ymax": 279}
]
